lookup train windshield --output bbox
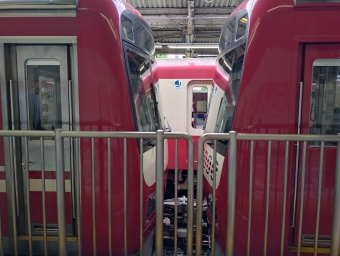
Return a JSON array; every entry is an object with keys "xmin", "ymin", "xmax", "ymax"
[
  {"xmin": 214, "ymin": 52, "xmax": 245, "ymax": 138},
  {"xmin": 126, "ymin": 49, "xmax": 157, "ymax": 132}
]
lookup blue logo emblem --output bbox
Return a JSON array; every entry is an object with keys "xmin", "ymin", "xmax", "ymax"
[{"xmin": 174, "ymin": 80, "xmax": 182, "ymax": 89}]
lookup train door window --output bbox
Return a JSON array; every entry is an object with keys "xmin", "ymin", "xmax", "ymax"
[
  {"xmin": 126, "ymin": 49, "xmax": 156, "ymax": 132},
  {"xmin": 26, "ymin": 59, "xmax": 62, "ymax": 134},
  {"xmin": 236, "ymin": 14, "xmax": 248, "ymax": 40},
  {"xmin": 192, "ymin": 86, "xmax": 208, "ymax": 129},
  {"xmin": 121, "ymin": 16, "xmax": 133, "ymax": 41},
  {"xmin": 309, "ymin": 59, "xmax": 340, "ymax": 144}
]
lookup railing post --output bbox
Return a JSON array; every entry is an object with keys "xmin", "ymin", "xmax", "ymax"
[
  {"xmin": 330, "ymin": 139, "xmax": 340, "ymax": 256},
  {"xmin": 155, "ymin": 130, "xmax": 164, "ymax": 256},
  {"xmin": 55, "ymin": 128, "xmax": 67, "ymax": 256},
  {"xmin": 226, "ymin": 131, "xmax": 237, "ymax": 256},
  {"xmin": 186, "ymin": 137, "xmax": 194, "ymax": 256},
  {"xmin": 195, "ymin": 136, "xmax": 205, "ymax": 256}
]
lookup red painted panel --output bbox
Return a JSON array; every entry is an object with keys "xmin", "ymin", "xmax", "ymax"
[{"xmin": 157, "ymin": 64, "xmax": 215, "ymax": 79}]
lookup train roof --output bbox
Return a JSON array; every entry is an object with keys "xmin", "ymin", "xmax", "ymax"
[{"xmin": 156, "ymin": 58, "xmax": 215, "ymax": 79}]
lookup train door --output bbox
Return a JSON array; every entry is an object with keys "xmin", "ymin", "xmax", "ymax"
[
  {"xmin": 294, "ymin": 44, "xmax": 340, "ymax": 248},
  {"xmin": 4, "ymin": 45, "xmax": 75, "ymax": 246}
]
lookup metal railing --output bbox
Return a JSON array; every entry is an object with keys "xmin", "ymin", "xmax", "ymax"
[
  {"xmin": 0, "ymin": 129, "xmax": 194, "ymax": 256},
  {"xmin": 1, "ymin": 130, "xmax": 340, "ymax": 255},
  {"xmin": 196, "ymin": 132, "xmax": 340, "ymax": 256}
]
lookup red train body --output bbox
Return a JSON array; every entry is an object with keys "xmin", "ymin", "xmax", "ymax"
[
  {"xmin": 0, "ymin": 0, "xmax": 165, "ymax": 255},
  {"xmin": 203, "ymin": 0, "xmax": 340, "ymax": 255}
]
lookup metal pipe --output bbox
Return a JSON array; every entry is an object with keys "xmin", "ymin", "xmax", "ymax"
[
  {"xmin": 139, "ymin": 138, "xmax": 143, "ymax": 256},
  {"xmin": 226, "ymin": 131, "xmax": 237, "ymax": 255},
  {"xmin": 247, "ymin": 140, "xmax": 254, "ymax": 256},
  {"xmin": 174, "ymin": 139, "xmax": 178, "ymax": 255},
  {"xmin": 76, "ymin": 137, "xmax": 81, "ymax": 256},
  {"xmin": 40, "ymin": 137, "xmax": 48, "ymax": 256},
  {"xmin": 68, "ymin": 81, "xmax": 76, "ymax": 219},
  {"xmin": 314, "ymin": 141, "xmax": 324, "ymax": 256},
  {"xmin": 91, "ymin": 138, "xmax": 96, "ymax": 256},
  {"xmin": 155, "ymin": 130, "xmax": 164, "ymax": 256},
  {"xmin": 108, "ymin": 138, "xmax": 112, "ymax": 256},
  {"xmin": 289, "ymin": 82, "xmax": 303, "ymax": 228},
  {"xmin": 55, "ymin": 128, "xmax": 67, "ymax": 256},
  {"xmin": 9, "ymin": 80, "xmax": 19, "ymax": 217},
  {"xmin": 8, "ymin": 137, "xmax": 18, "ymax": 256},
  {"xmin": 186, "ymin": 136, "xmax": 194, "ymax": 256},
  {"xmin": 280, "ymin": 141, "xmax": 289, "ymax": 256},
  {"xmin": 330, "ymin": 139, "xmax": 340, "ymax": 256},
  {"xmin": 297, "ymin": 141, "xmax": 307, "ymax": 256},
  {"xmin": 195, "ymin": 136, "xmax": 205, "ymax": 256},
  {"xmin": 263, "ymin": 141, "xmax": 271, "ymax": 256},
  {"xmin": 211, "ymin": 140, "xmax": 217, "ymax": 256},
  {"xmin": 0, "ymin": 196, "xmax": 2, "ymax": 256},
  {"xmin": 124, "ymin": 138, "xmax": 127, "ymax": 256},
  {"xmin": 25, "ymin": 137, "xmax": 32, "ymax": 256}
]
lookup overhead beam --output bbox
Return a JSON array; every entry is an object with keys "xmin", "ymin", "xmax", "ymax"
[{"xmin": 136, "ymin": 7, "xmax": 234, "ymax": 15}]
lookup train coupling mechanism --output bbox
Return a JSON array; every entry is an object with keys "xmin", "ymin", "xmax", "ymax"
[{"xmin": 161, "ymin": 196, "xmax": 211, "ymax": 256}]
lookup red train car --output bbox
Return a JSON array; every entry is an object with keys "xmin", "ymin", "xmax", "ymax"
[
  {"xmin": 203, "ymin": 0, "xmax": 340, "ymax": 255},
  {"xmin": 0, "ymin": 0, "xmax": 166, "ymax": 255},
  {"xmin": 156, "ymin": 58, "xmax": 214, "ymax": 194}
]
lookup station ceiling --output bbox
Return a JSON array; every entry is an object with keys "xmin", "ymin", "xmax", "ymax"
[{"xmin": 126, "ymin": 0, "xmax": 245, "ymax": 56}]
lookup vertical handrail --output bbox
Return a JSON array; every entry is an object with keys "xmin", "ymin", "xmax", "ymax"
[
  {"xmin": 123, "ymin": 138, "xmax": 128, "ymax": 256},
  {"xmin": 211, "ymin": 140, "xmax": 217, "ymax": 256},
  {"xmin": 186, "ymin": 136, "xmax": 194, "ymax": 256},
  {"xmin": 8, "ymin": 137, "xmax": 18, "ymax": 256},
  {"xmin": 174, "ymin": 139, "xmax": 178, "ymax": 254},
  {"xmin": 155, "ymin": 130, "xmax": 164, "ymax": 256},
  {"xmin": 292, "ymin": 82, "xmax": 304, "ymax": 228},
  {"xmin": 40, "ymin": 137, "xmax": 48, "ymax": 256},
  {"xmin": 226, "ymin": 131, "xmax": 237, "ymax": 255},
  {"xmin": 195, "ymin": 137, "xmax": 204, "ymax": 256},
  {"xmin": 91, "ymin": 138, "xmax": 96, "ymax": 256},
  {"xmin": 55, "ymin": 128, "xmax": 67, "ymax": 256},
  {"xmin": 263, "ymin": 141, "xmax": 271, "ymax": 256},
  {"xmin": 9, "ymin": 80, "xmax": 19, "ymax": 217},
  {"xmin": 75, "ymin": 137, "xmax": 82, "ymax": 256},
  {"xmin": 139, "ymin": 138, "xmax": 143, "ymax": 256},
  {"xmin": 297, "ymin": 141, "xmax": 307, "ymax": 256},
  {"xmin": 314, "ymin": 141, "xmax": 324, "ymax": 255},
  {"xmin": 24, "ymin": 137, "xmax": 32, "ymax": 256},
  {"xmin": 108, "ymin": 138, "xmax": 112, "ymax": 256},
  {"xmin": 330, "ymin": 140, "xmax": 340, "ymax": 256},
  {"xmin": 280, "ymin": 141, "xmax": 289, "ymax": 256},
  {"xmin": 247, "ymin": 140, "xmax": 254, "ymax": 256}
]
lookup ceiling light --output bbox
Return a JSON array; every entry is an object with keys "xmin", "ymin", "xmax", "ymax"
[{"xmin": 166, "ymin": 43, "xmax": 219, "ymax": 49}]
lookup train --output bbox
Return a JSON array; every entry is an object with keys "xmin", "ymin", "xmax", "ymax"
[
  {"xmin": 0, "ymin": 0, "xmax": 167, "ymax": 255},
  {"xmin": 156, "ymin": 58, "xmax": 215, "ymax": 192},
  {"xmin": 203, "ymin": 0, "xmax": 340, "ymax": 255}
]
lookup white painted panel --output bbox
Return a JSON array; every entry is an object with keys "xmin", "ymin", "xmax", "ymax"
[
  {"xmin": 29, "ymin": 179, "xmax": 71, "ymax": 192},
  {"xmin": 0, "ymin": 179, "xmax": 6, "ymax": 192}
]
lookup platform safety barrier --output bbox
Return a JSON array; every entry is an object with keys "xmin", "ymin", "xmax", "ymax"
[
  {"xmin": 196, "ymin": 132, "xmax": 340, "ymax": 256},
  {"xmin": 1, "ymin": 130, "xmax": 340, "ymax": 255}
]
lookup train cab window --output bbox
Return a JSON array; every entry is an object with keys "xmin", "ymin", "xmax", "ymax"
[
  {"xmin": 126, "ymin": 49, "xmax": 157, "ymax": 132},
  {"xmin": 219, "ymin": 18, "xmax": 236, "ymax": 52},
  {"xmin": 309, "ymin": 59, "xmax": 340, "ymax": 145},
  {"xmin": 26, "ymin": 59, "xmax": 62, "ymax": 135},
  {"xmin": 213, "ymin": 45, "xmax": 245, "ymax": 150},
  {"xmin": 121, "ymin": 16, "xmax": 133, "ymax": 41},
  {"xmin": 136, "ymin": 21, "xmax": 154, "ymax": 53},
  {"xmin": 192, "ymin": 86, "xmax": 208, "ymax": 129},
  {"xmin": 236, "ymin": 14, "xmax": 248, "ymax": 40}
]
